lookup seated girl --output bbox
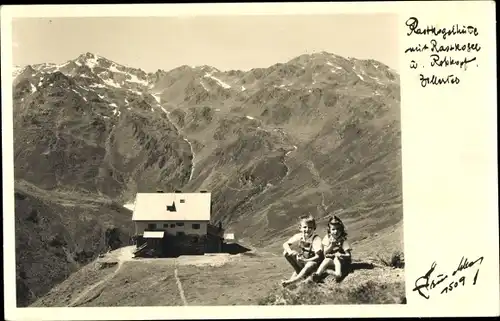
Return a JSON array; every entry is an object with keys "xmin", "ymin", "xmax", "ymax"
[
  {"xmin": 311, "ymin": 215, "xmax": 352, "ymax": 282},
  {"xmin": 281, "ymin": 215, "xmax": 323, "ymax": 287}
]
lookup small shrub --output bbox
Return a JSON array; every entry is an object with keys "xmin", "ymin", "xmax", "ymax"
[{"xmin": 376, "ymin": 251, "xmax": 405, "ymax": 269}]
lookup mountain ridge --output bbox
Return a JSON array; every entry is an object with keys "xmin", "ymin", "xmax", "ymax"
[{"xmin": 14, "ymin": 50, "xmax": 398, "ymax": 77}]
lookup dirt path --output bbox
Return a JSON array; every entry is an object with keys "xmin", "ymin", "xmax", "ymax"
[
  {"xmin": 66, "ymin": 248, "xmax": 235, "ymax": 307},
  {"xmin": 68, "ymin": 246, "xmax": 134, "ymax": 307},
  {"xmin": 174, "ymin": 267, "xmax": 188, "ymax": 306}
]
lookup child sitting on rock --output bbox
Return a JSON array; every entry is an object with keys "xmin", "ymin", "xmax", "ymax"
[
  {"xmin": 311, "ymin": 215, "xmax": 352, "ymax": 282},
  {"xmin": 281, "ymin": 215, "xmax": 323, "ymax": 287}
]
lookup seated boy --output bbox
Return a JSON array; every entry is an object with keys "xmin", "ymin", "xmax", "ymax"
[{"xmin": 281, "ymin": 215, "xmax": 323, "ymax": 287}]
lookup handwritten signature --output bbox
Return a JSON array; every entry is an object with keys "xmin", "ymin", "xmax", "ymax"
[{"xmin": 412, "ymin": 256, "xmax": 484, "ymax": 299}]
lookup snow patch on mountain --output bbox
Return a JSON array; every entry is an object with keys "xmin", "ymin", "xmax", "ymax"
[
  {"xmin": 184, "ymin": 138, "xmax": 196, "ymax": 181},
  {"xmin": 59, "ymin": 61, "xmax": 71, "ymax": 68},
  {"xmin": 370, "ymin": 76, "xmax": 384, "ymax": 85},
  {"xmin": 84, "ymin": 55, "xmax": 99, "ymax": 69},
  {"xmin": 152, "ymin": 100, "xmax": 169, "ymax": 114},
  {"xmin": 126, "ymin": 73, "xmax": 148, "ymax": 86},
  {"xmin": 123, "ymin": 203, "xmax": 135, "ymax": 211},
  {"xmin": 200, "ymin": 81, "xmax": 210, "ymax": 91},
  {"xmin": 102, "ymin": 77, "xmax": 121, "ymax": 89},
  {"xmin": 152, "ymin": 93, "xmax": 161, "ymax": 104},
  {"xmin": 128, "ymin": 89, "xmax": 143, "ymax": 95},
  {"xmin": 109, "ymin": 64, "xmax": 122, "ymax": 73},
  {"xmin": 204, "ymin": 73, "xmax": 231, "ymax": 89},
  {"xmin": 276, "ymin": 84, "xmax": 291, "ymax": 92}
]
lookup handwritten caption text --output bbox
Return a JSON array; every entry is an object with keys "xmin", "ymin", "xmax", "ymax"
[{"xmin": 404, "ymin": 17, "xmax": 481, "ymax": 88}]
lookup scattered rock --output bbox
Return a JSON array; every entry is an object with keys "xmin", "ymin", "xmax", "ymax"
[{"xmin": 95, "ymin": 261, "xmax": 118, "ymax": 270}]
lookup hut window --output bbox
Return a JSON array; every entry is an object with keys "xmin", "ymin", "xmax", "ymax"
[
  {"xmin": 147, "ymin": 223, "xmax": 156, "ymax": 230},
  {"xmin": 192, "ymin": 223, "xmax": 201, "ymax": 230},
  {"xmin": 170, "ymin": 223, "xmax": 175, "ymax": 228},
  {"xmin": 180, "ymin": 199, "xmax": 185, "ymax": 203},
  {"xmin": 163, "ymin": 223, "xmax": 169, "ymax": 228},
  {"xmin": 166, "ymin": 201, "xmax": 176, "ymax": 212},
  {"xmin": 176, "ymin": 222, "xmax": 184, "ymax": 227}
]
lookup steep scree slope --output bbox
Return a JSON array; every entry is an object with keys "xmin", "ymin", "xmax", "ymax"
[{"xmin": 14, "ymin": 180, "xmax": 132, "ymax": 307}]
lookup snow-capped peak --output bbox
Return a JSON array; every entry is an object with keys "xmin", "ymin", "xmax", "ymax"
[{"xmin": 74, "ymin": 52, "xmax": 102, "ymax": 70}]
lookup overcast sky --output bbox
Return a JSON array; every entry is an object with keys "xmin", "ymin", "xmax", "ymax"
[{"xmin": 12, "ymin": 14, "xmax": 399, "ymax": 72}]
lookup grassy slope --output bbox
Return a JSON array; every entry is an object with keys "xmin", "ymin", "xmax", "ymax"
[{"xmin": 31, "ymin": 226, "xmax": 405, "ymax": 307}]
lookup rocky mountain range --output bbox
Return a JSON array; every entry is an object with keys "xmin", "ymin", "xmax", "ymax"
[{"xmin": 12, "ymin": 51, "xmax": 402, "ymax": 306}]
